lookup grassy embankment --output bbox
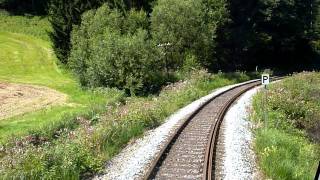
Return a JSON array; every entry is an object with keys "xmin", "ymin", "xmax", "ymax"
[
  {"xmin": 0, "ymin": 12, "xmax": 123, "ymax": 143},
  {"xmin": 252, "ymin": 72, "xmax": 320, "ymax": 180},
  {"xmin": 0, "ymin": 12, "xmax": 257, "ymax": 178}
]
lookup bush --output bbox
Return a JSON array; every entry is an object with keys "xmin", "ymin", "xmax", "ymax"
[{"xmin": 69, "ymin": 4, "xmax": 166, "ymax": 94}]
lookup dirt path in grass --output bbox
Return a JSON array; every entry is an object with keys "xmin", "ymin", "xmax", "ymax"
[{"xmin": 0, "ymin": 82, "xmax": 67, "ymax": 120}]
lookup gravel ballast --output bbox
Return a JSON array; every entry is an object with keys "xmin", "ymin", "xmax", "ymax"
[{"xmin": 215, "ymin": 86, "xmax": 262, "ymax": 179}]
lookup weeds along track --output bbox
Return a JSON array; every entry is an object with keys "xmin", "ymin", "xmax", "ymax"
[{"xmin": 144, "ymin": 78, "xmax": 281, "ymax": 180}]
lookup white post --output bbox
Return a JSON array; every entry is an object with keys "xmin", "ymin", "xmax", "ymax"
[{"xmin": 262, "ymin": 74, "xmax": 270, "ymax": 128}]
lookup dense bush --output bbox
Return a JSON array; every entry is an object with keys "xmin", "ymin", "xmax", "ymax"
[
  {"xmin": 69, "ymin": 5, "xmax": 165, "ymax": 94},
  {"xmin": 67, "ymin": 0, "xmax": 230, "ymax": 94}
]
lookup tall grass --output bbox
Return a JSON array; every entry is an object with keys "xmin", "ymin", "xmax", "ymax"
[
  {"xmin": 252, "ymin": 72, "xmax": 320, "ymax": 180},
  {"xmin": 0, "ymin": 10, "xmax": 51, "ymax": 41}
]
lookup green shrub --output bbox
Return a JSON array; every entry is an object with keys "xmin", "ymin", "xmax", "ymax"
[
  {"xmin": 69, "ymin": 4, "xmax": 166, "ymax": 94},
  {"xmin": 266, "ymin": 73, "xmax": 320, "ymax": 141}
]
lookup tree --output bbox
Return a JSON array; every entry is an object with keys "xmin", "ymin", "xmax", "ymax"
[
  {"xmin": 150, "ymin": 0, "xmax": 205, "ymax": 71},
  {"xmin": 150, "ymin": 0, "xmax": 228, "ymax": 72},
  {"xmin": 48, "ymin": 0, "xmax": 126, "ymax": 64},
  {"xmin": 0, "ymin": 0, "xmax": 48, "ymax": 14},
  {"xmin": 214, "ymin": 0, "xmax": 320, "ymax": 71},
  {"xmin": 253, "ymin": 0, "xmax": 319, "ymax": 69},
  {"xmin": 200, "ymin": 0, "xmax": 229, "ymax": 69},
  {"xmin": 123, "ymin": 0, "xmax": 155, "ymax": 13}
]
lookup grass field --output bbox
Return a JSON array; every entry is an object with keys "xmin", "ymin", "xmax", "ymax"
[
  {"xmin": 252, "ymin": 72, "xmax": 320, "ymax": 180},
  {"xmin": 0, "ymin": 16, "xmax": 123, "ymax": 143}
]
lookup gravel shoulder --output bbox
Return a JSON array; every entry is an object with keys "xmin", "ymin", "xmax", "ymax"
[
  {"xmin": 215, "ymin": 86, "xmax": 262, "ymax": 179},
  {"xmin": 0, "ymin": 82, "xmax": 67, "ymax": 120}
]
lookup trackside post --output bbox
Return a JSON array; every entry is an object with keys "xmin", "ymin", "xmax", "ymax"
[{"xmin": 261, "ymin": 74, "xmax": 270, "ymax": 128}]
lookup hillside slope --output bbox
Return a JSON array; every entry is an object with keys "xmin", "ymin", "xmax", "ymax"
[{"xmin": 0, "ymin": 18, "xmax": 119, "ymax": 142}]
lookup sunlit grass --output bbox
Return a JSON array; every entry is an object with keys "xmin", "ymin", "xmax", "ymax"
[
  {"xmin": 0, "ymin": 27, "xmax": 123, "ymax": 143},
  {"xmin": 0, "ymin": 11, "xmax": 51, "ymax": 41}
]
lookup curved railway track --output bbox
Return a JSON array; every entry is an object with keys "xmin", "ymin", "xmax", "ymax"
[{"xmin": 144, "ymin": 78, "xmax": 281, "ymax": 180}]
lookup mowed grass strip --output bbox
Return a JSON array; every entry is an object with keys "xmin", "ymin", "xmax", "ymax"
[
  {"xmin": 0, "ymin": 32, "xmax": 64, "ymax": 84},
  {"xmin": 0, "ymin": 32, "xmax": 122, "ymax": 143}
]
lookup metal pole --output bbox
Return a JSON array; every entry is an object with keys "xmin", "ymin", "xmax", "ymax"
[{"xmin": 264, "ymin": 84, "xmax": 268, "ymax": 128}]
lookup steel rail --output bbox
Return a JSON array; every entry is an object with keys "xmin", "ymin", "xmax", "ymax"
[{"xmin": 202, "ymin": 81, "xmax": 260, "ymax": 180}]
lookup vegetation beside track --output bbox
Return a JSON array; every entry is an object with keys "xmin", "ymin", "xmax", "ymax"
[
  {"xmin": 0, "ymin": 9, "xmax": 257, "ymax": 179},
  {"xmin": 0, "ymin": 70, "xmax": 253, "ymax": 179},
  {"xmin": 252, "ymin": 72, "xmax": 320, "ymax": 179}
]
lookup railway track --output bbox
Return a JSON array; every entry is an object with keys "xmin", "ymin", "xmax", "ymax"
[{"xmin": 143, "ymin": 78, "xmax": 279, "ymax": 180}]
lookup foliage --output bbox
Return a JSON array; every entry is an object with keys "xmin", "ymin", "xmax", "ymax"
[
  {"xmin": 200, "ymin": 0, "xmax": 229, "ymax": 68},
  {"xmin": 150, "ymin": 0, "xmax": 228, "ymax": 71},
  {"xmin": 0, "ymin": 0, "xmax": 48, "ymax": 15},
  {"xmin": 48, "ymin": 0, "xmax": 118, "ymax": 64},
  {"xmin": 69, "ymin": 5, "xmax": 166, "ymax": 94},
  {"xmin": 215, "ymin": 0, "xmax": 320, "ymax": 71},
  {"xmin": 252, "ymin": 72, "xmax": 320, "ymax": 179},
  {"xmin": 150, "ymin": 0, "xmax": 205, "ymax": 71},
  {"xmin": 267, "ymin": 72, "xmax": 320, "ymax": 141},
  {"xmin": 0, "ymin": 71, "xmax": 251, "ymax": 179},
  {"xmin": 48, "ymin": 0, "xmax": 156, "ymax": 64},
  {"xmin": 68, "ymin": 0, "xmax": 229, "ymax": 93}
]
